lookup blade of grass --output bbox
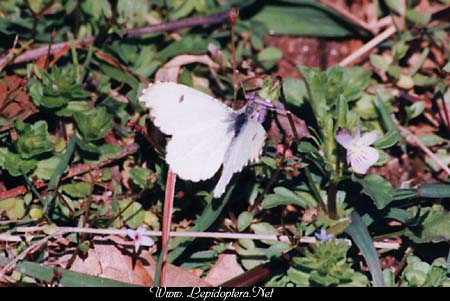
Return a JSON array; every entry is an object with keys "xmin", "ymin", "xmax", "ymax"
[
  {"xmin": 43, "ymin": 134, "xmax": 77, "ymax": 212},
  {"xmin": 345, "ymin": 211, "xmax": 384, "ymax": 287}
]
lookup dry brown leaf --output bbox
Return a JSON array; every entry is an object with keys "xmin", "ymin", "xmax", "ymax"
[
  {"xmin": 0, "ymin": 75, "xmax": 38, "ymax": 130},
  {"xmin": 65, "ymin": 236, "xmax": 211, "ymax": 287},
  {"xmin": 205, "ymin": 253, "xmax": 244, "ymax": 286},
  {"xmin": 155, "ymin": 54, "xmax": 219, "ymax": 82},
  {"xmin": 69, "ymin": 236, "xmax": 154, "ymax": 286}
]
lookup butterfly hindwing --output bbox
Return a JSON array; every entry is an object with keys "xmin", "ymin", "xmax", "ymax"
[
  {"xmin": 166, "ymin": 122, "xmax": 235, "ymax": 182},
  {"xmin": 213, "ymin": 118, "xmax": 266, "ymax": 197}
]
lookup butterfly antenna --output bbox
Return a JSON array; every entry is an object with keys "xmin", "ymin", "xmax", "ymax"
[{"xmin": 276, "ymin": 76, "xmax": 300, "ymax": 143}]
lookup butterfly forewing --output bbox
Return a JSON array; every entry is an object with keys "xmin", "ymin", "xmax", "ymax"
[
  {"xmin": 139, "ymin": 82, "xmax": 236, "ymax": 182},
  {"xmin": 140, "ymin": 82, "xmax": 234, "ymax": 135},
  {"xmin": 140, "ymin": 82, "xmax": 267, "ymax": 198}
]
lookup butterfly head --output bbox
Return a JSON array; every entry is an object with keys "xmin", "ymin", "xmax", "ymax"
[{"xmin": 246, "ymin": 94, "xmax": 273, "ymax": 123}]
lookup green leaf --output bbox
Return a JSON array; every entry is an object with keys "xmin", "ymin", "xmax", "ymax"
[
  {"xmin": 345, "ymin": 211, "xmax": 384, "ymax": 287},
  {"xmin": 169, "ymin": 0, "xmax": 195, "ymax": 20},
  {"xmin": 257, "ymin": 47, "xmax": 282, "ymax": 69},
  {"xmin": 412, "ymin": 73, "xmax": 439, "ymax": 87},
  {"xmin": 158, "ymin": 35, "xmax": 210, "ymax": 60},
  {"xmin": 61, "ymin": 182, "xmax": 92, "ymax": 198},
  {"xmin": 373, "ymin": 130, "xmax": 400, "ymax": 149},
  {"xmin": 0, "ymin": 197, "xmax": 26, "ymax": 220},
  {"xmin": 74, "ymin": 107, "xmax": 113, "ymax": 141},
  {"xmin": 405, "ymin": 101, "xmax": 426, "ymax": 122},
  {"xmin": 251, "ymin": 2, "xmax": 363, "ymax": 37},
  {"xmin": 98, "ymin": 63, "xmax": 139, "ymax": 90},
  {"xmin": 406, "ymin": 9, "xmax": 431, "ymax": 27},
  {"xmin": 129, "ymin": 168, "xmax": 155, "ymax": 189},
  {"xmin": 444, "ymin": 61, "xmax": 450, "ymax": 73},
  {"xmin": 353, "ymin": 174, "xmax": 394, "ymax": 210},
  {"xmin": 384, "ymin": 0, "xmax": 405, "ymax": 15},
  {"xmin": 121, "ymin": 199, "xmax": 145, "ymax": 228},
  {"xmin": 251, "ymin": 222, "xmax": 279, "ymax": 245},
  {"xmin": 369, "ymin": 54, "xmax": 389, "ymax": 72},
  {"xmin": 32, "ymin": 155, "xmax": 62, "ymax": 180},
  {"xmin": 262, "ymin": 187, "xmax": 309, "ymax": 209},
  {"xmin": 15, "ymin": 120, "xmax": 54, "ymax": 159},
  {"xmin": 419, "ymin": 134, "xmax": 445, "ymax": 147},
  {"xmin": 374, "ymin": 93, "xmax": 398, "ymax": 133},
  {"xmin": 237, "ymin": 211, "xmax": 254, "ymax": 232},
  {"xmin": 4, "ymin": 152, "xmax": 37, "ymax": 177},
  {"xmin": 418, "ymin": 184, "xmax": 450, "ymax": 198}
]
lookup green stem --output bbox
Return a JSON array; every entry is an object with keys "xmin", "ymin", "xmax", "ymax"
[{"xmin": 304, "ymin": 166, "xmax": 327, "ymax": 213}]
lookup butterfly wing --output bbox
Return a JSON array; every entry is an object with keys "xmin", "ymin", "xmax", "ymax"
[
  {"xmin": 139, "ymin": 83, "xmax": 235, "ymax": 181},
  {"xmin": 213, "ymin": 119, "xmax": 266, "ymax": 198},
  {"xmin": 140, "ymin": 82, "xmax": 234, "ymax": 135}
]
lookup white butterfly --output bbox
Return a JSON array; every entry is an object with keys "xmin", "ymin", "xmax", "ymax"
[{"xmin": 139, "ymin": 82, "xmax": 267, "ymax": 198}]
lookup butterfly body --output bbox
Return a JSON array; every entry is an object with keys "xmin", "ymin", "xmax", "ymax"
[{"xmin": 139, "ymin": 82, "xmax": 267, "ymax": 197}]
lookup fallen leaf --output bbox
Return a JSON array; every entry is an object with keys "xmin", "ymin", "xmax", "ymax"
[
  {"xmin": 205, "ymin": 253, "xmax": 244, "ymax": 286},
  {"xmin": 63, "ymin": 236, "xmax": 211, "ymax": 287}
]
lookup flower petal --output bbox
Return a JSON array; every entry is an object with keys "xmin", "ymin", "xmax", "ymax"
[
  {"xmin": 336, "ymin": 130, "xmax": 353, "ymax": 149},
  {"xmin": 358, "ymin": 132, "xmax": 378, "ymax": 146},
  {"xmin": 141, "ymin": 236, "xmax": 155, "ymax": 247},
  {"xmin": 350, "ymin": 146, "xmax": 379, "ymax": 174},
  {"xmin": 126, "ymin": 229, "xmax": 136, "ymax": 239}
]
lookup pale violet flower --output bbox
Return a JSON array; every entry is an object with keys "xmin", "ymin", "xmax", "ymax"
[
  {"xmin": 126, "ymin": 226, "xmax": 155, "ymax": 252},
  {"xmin": 336, "ymin": 122, "xmax": 379, "ymax": 175},
  {"xmin": 315, "ymin": 228, "xmax": 334, "ymax": 241}
]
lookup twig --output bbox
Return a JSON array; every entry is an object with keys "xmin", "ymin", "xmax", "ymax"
[
  {"xmin": 319, "ymin": 0, "xmax": 377, "ymax": 34},
  {"xmin": 160, "ymin": 169, "xmax": 177, "ymax": 286},
  {"xmin": 338, "ymin": 25, "xmax": 396, "ymax": 67},
  {"xmin": 12, "ymin": 226, "xmax": 401, "ymax": 250},
  {"xmin": 0, "ymin": 232, "xmax": 60, "ymax": 278},
  {"xmin": 0, "ymin": 234, "xmax": 22, "ymax": 242},
  {"xmin": 400, "ymin": 126, "xmax": 450, "ymax": 176},
  {"xmin": 0, "ymin": 11, "xmax": 229, "ymax": 67}
]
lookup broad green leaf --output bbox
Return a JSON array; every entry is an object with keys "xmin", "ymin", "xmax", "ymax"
[
  {"xmin": 61, "ymin": 182, "xmax": 92, "ymax": 198},
  {"xmin": 405, "ymin": 101, "xmax": 426, "ymax": 122},
  {"xmin": 262, "ymin": 187, "xmax": 309, "ymax": 209},
  {"xmin": 15, "ymin": 120, "xmax": 54, "ymax": 159},
  {"xmin": 237, "ymin": 211, "xmax": 253, "ymax": 232},
  {"xmin": 419, "ymin": 134, "xmax": 445, "ymax": 147},
  {"xmin": 4, "ymin": 152, "xmax": 37, "ymax": 177},
  {"xmin": 32, "ymin": 155, "xmax": 62, "ymax": 180},
  {"xmin": 121, "ymin": 199, "xmax": 145, "ymax": 228},
  {"xmin": 74, "ymin": 107, "xmax": 113, "ymax": 141},
  {"xmin": 251, "ymin": 222, "xmax": 279, "ymax": 245},
  {"xmin": 0, "ymin": 197, "xmax": 26, "ymax": 220},
  {"xmin": 251, "ymin": 3, "xmax": 363, "ymax": 37},
  {"xmin": 257, "ymin": 47, "xmax": 282, "ymax": 69},
  {"xmin": 130, "ymin": 168, "xmax": 155, "ymax": 189},
  {"xmin": 369, "ymin": 54, "xmax": 389, "ymax": 72},
  {"xmin": 353, "ymin": 174, "xmax": 394, "ymax": 210}
]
